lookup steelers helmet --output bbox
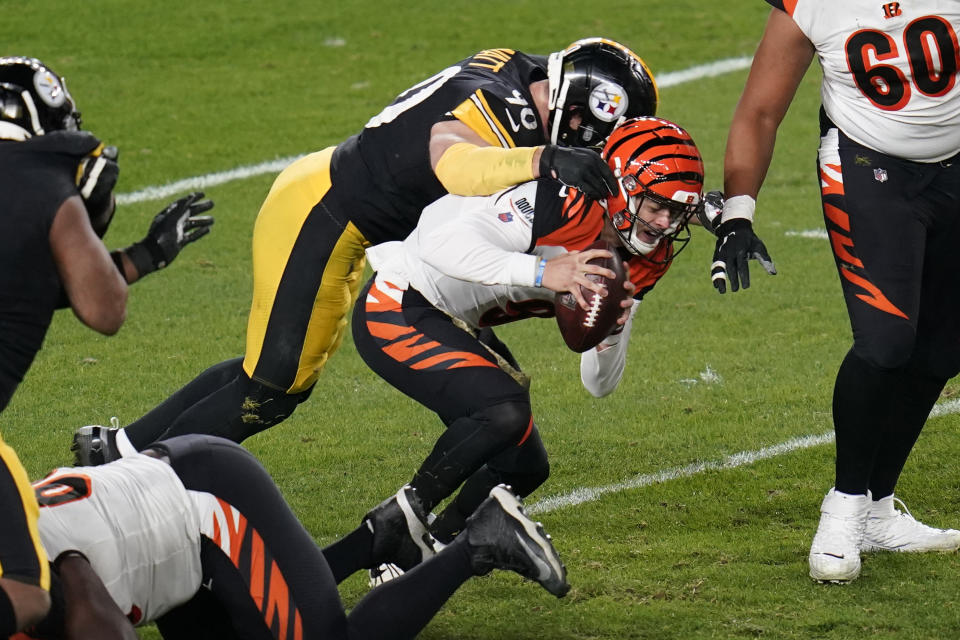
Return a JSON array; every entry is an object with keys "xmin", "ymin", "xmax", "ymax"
[
  {"xmin": 0, "ymin": 57, "xmax": 80, "ymax": 140},
  {"xmin": 546, "ymin": 38, "xmax": 658, "ymax": 148},
  {"xmin": 600, "ymin": 116, "xmax": 703, "ymax": 261}
]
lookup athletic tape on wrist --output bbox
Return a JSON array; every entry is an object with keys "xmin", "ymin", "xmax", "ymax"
[{"xmin": 720, "ymin": 194, "xmax": 756, "ymax": 224}]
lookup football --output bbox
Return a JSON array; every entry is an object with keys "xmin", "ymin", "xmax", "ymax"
[{"xmin": 554, "ymin": 240, "xmax": 629, "ymax": 353}]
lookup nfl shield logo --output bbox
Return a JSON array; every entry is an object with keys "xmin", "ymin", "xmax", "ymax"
[{"xmin": 874, "ymin": 168, "xmax": 888, "ymax": 182}]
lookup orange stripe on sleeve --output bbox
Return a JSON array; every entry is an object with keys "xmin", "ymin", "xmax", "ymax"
[{"xmin": 823, "ymin": 203, "xmax": 850, "ymax": 231}]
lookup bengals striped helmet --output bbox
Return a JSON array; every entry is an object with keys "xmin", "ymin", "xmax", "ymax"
[{"xmin": 600, "ymin": 116, "xmax": 703, "ymax": 260}]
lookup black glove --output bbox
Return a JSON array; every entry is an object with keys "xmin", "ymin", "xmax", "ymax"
[
  {"xmin": 710, "ymin": 218, "xmax": 776, "ymax": 293},
  {"xmin": 125, "ymin": 192, "xmax": 215, "ymax": 278},
  {"xmin": 78, "ymin": 145, "xmax": 120, "ymax": 237},
  {"xmin": 539, "ymin": 145, "xmax": 617, "ymax": 200}
]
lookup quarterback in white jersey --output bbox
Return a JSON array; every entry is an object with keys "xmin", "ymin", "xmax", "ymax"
[
  {"xmin": 721, "ymin": 1, "xmax": 960, "ymax": 585},
  {"xmin": 352, "ymin": 116, "xmax": 706, "ymax": 545}
]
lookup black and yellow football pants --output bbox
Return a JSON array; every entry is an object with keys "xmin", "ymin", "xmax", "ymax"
[
  {"xmin": 123, "ymin": 147, "xmax": 369, "ymax": 447},
  {"xmin": 244, "ymin": 146, "xmax": 369, "ymax": 393},
  {"xmin": 0, "ymin": 435, "xmax": 49, "ymax": 589}
]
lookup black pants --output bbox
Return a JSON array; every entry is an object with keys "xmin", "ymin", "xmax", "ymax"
[
  {"xmin": 352, "ymin": 275, "xmax": 550, "ymax": 534},
  {"xmin": 153, "ymin": 435, "xmax": 347, "ymax": 640},
  {"xmin": 818, "ymin": 119, "xmax": 960, "ymax": 495}
]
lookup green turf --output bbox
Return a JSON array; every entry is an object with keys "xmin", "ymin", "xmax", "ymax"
[{"xmin": 4, "ymin": 1, "xmax": 960, "ymax": 638}]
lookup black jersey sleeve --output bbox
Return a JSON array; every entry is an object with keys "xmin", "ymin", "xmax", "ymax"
[
  {"xmin": 448, "ymin": 83, "xmax": 545, "ymax": 149},
  {"xmin": 765, "ymin": 0, "xmax": 787, "ymax": 10}
]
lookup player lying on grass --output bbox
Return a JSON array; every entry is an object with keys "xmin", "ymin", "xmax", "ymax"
[
  {"xmin": 16, "ymin": 435, "xmax": 567, "ymax": 640},
  {"xmin": 350, "ymin": 116, "xmax": 709, "ymax": 576}
]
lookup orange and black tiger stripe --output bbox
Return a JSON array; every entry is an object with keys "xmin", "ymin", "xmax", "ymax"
[
  {"xmin": 209, "ymin": 497, "xmax": 304, "ymax": 640},
  {"xmin": 364, "ymin": 281, "xmax": 499, "ymax": 372}
]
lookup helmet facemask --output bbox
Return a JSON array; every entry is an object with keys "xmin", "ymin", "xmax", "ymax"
[{"xmin": 607, "ymin": 172, "xmax": 697, "ymax": 261}]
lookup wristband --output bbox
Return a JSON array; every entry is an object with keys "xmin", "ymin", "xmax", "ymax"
[
  {"xmin": 534, "ymin": 258, "xmax": 547, "ymax": 288},
  {"xmin": 720, "ymin": 194, "xmax": 756, "ymax": 224}
]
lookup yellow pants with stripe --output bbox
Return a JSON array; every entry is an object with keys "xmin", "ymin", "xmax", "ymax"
[
  {"xmin": 0, "ymin": 435, "xmax": 49, "ymax": 589},
  {"xmin": 243, "ymin": 147, "xmax": 369, "ymax": 393}
]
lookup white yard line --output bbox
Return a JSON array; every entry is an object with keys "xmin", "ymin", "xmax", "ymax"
[
  {"xmin": 115, "ymin": 56, "xmax": 755, "ymax": 206},
  {"xmin": 528, "ymin": 400, "xmax": 960, "ymax": 515}
]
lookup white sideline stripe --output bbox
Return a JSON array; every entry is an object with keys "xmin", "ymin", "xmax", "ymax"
[
  {"xmin": 528, "ymin": 399, "xmax": 960, "ymax": 515},
  {"xmin": 656, "ymin": 56, "xmax": 752, "ymax": 88},
  {"xmin": 785, "ymin": 229, "xmax": 829, "ymax": 240},
  {"xmin": 113, "ymin": 56, "xmax": 755, "ymax": 206}
]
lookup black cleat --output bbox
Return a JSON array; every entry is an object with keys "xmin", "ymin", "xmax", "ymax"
[
  {"xmin": 71, "ymin": 424, "xmax": 122, "ymax": 466},
  {"xmin": 363, "ymin": 485, "xmax": 440, "ymax": 571},
  {"xmin": 465, "ymin": 485, "xmax": 570, "ymax": 598}
]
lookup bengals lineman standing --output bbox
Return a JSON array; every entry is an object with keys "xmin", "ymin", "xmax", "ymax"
[
  {"xmin": 0, "ymin": 57, "xmax": 213, "ymax": 636},
  {"xmin": 718, "ymin": 2, "xmax": 960, "ymax": 583},
  {"xmin": 76, "ymin": 38, "xmax": 661, "ymax": 462}
]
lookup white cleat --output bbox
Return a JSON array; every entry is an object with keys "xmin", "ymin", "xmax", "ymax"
[
  {"xmin": 862, "ymin": 495, "xmax": 960, "ymax": 553},
  {"xmin": 809, "ymin": 488, "xmax": 870, "ymax": 584}
]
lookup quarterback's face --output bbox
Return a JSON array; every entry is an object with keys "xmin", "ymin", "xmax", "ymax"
[{"xmin": 632, "ymin": 196, "xmax": 675, "ymax": 243}]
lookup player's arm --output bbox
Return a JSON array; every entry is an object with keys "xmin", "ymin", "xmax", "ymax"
[
  {"xmin": 56, "ymin": 553, "xmax": 137, "ymax": 640},
  {"xmin": 713, "ymin": 8, "xmax": 813, "ymax": 293},
  {"xmin": 430, "ymin": 114, "xmax": 540, "ymax": 196},
  {"xmin": 430, "ymin": 90, "xmax": 615, "ymax": 199},
  {"xmin": 724, "ymin": 8, "xmax": 815, "ymax": 202},
  {"xmin": 580, "ymin": 288, "xmax": 638, "ymax": 397},
  {"xmin": 50, "ymin": 195, "xmax": 128, "ymax": 335},
  {"xmin": 416, "ymin": 194, "xmax": 540, "ymax": 285}
]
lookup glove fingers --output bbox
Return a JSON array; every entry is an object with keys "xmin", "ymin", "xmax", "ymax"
[
  {"xmin": 736, "ymin": 258, "xmax": 750, "ymax": 290},
  {"xmin": 183, "ymin": 215, "xmax": 214, "ymax": 230},
  {"xmin": 711, "ymin": 261, "xmax": 727, "ymax": 294},
  {"xmin": 751, "ymin": 245, "xmax": 777, "ymax": 275},
  {"xmin": 182, "ymin": 226, "xmax": 211, "ymax": 245},
  {"xmin": 188, "ymin": 200, "xmax": 215, "ymax": 215}
]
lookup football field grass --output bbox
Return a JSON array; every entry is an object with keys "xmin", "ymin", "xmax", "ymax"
[{"xmin": 6, "ymin": 1, "xmax": 960, "ymax": 638}]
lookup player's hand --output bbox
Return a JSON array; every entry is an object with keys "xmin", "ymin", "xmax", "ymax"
[
  {"xmin": 542, "ymin": 248, "xmax": 616, "ymax": 309},
  {"xmin": 539, "ymin": 145, "xmax": 617, "ymax": 200},
  {"xmin": 610, "ymin": 268, "xmax": 635, "ymax": 335},
  {"xmin": 696, "ymin": 190, "xmax": 724, "ymax": 234},
  {"xmin": 710, "ymin": 218, "xmax": 776, "ymax": 293},
  {"xmin": 78, "ymin": 145, "xmax": 120, "ymax": 237},
  {"xmin": 126, "ymin": 192, "xmax": 215, "ymax": 277}
]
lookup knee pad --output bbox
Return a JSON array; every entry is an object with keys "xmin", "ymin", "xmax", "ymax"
[{"xmin": 478, "ymin": 400, "xmax": 533, "ymax": 447}]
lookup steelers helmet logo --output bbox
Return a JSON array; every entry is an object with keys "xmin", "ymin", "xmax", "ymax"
[
  {"xmin": 33, "ymin": 68, "xmax": 66, "ymax": 108},
  {"xmin": 588, "ymin": 82, "xmax": 628, "ymax": 123}
]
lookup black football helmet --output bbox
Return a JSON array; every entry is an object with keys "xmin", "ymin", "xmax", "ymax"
[
  {"xmin": 546, "ymin": 38, "xmax": 658, "ymax": 148},
  {"xmin": 0, "ymin": 56, "xmax": 80, "ymax": 140}
]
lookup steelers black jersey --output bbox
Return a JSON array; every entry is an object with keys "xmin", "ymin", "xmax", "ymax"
[
  {"xmin": 329, "ymin": 48, "xmax": 549, "ymax": 245},
  {"xmin": 0, "ymin": 131, "xmax": 99, "ymax": 410}
]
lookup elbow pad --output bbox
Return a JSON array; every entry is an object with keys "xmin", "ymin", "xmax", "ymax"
[{"xmin": 434, "ymin": 142, "xmax": 537, "ymax": 196}]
